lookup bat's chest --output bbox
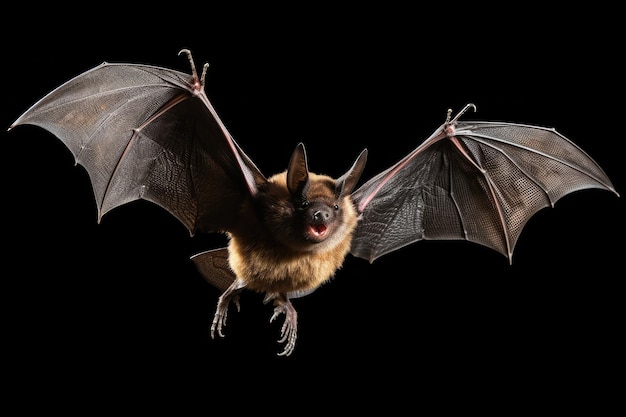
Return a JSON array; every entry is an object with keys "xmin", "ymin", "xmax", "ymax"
[{"xmin": 228, "ymin": 239, "xmax": 348, "ymax": 294}]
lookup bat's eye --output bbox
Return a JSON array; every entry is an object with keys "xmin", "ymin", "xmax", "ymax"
[
  {"xmin": 301, "ymin": 200, "xmax": 309, "ymax": 208},
  {"xmin": 333, "ymin": 204, "xmax": 339, "ymax": 211}
]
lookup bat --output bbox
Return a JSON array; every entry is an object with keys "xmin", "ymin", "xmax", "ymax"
[{"xmin": 8, "ymin": 49, "xmax": 619, "ymax": 356}]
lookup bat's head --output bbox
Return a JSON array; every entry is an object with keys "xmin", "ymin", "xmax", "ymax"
[{"xmin": 259, "ymin": 143, "xmax": 367, "ymax": 253}]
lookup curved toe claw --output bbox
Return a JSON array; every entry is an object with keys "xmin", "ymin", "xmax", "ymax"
[
  {"xmin": 270, "ymin": 299, "xmax": 298, "ymax": 356},
  {"xmin": 210, "ymin": 301, "xmax": 229, "ymax": 339},
  {"xmin": 210, "ymin": 281, "xmax": 243, "ymax": 339}
]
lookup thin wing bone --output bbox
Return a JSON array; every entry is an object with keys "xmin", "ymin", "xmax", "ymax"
[
  {"xmin": 10, "ymin": 50, "xmax": 265, "ymax": 235},
  {"xmin": 350, "ymin": 104, "xmax": 618, "ymax": 263}
]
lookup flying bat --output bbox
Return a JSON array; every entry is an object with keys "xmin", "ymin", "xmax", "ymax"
[{"xmin": 9, "ymin": 49, "xmax": 618, "ymax": 356}]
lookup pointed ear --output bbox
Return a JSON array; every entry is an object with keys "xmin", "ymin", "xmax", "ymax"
[
  {"xmin": 287, "ymin": 143, "xmax": 310, "ymax": 196},
  {"xmin": 336, "ymin": 148, "xmax": 368, "ymax": 198}
]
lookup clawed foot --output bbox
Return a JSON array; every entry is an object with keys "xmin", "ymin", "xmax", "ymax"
[
  {"xmin": 210, "ymin": 284, "xmax": 299, "ymax": 356},
  {"xmin": 211, "ymin": 280, "xmax": 244, "ymax": 339},
  {"xmin": 269, "ymin": 296, "xmax": 298, "ymax": 356}
]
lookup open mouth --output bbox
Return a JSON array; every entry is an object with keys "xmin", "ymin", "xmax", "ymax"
[{"xmin": 308, "ymin": 223, "xmax": 328, "ymax": 238}]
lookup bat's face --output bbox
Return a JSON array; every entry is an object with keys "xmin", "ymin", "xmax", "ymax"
[
  {"xmin": 260, "ymin": 172, "xmax": 360, "ymax": 253},
  {"xmin": 254, "ymin": 144, "xmax": 367, "ymax": 254}
]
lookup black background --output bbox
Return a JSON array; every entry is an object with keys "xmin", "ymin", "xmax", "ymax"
[{"xmin": 3, "ymin": 6, "xmax": 624, "ymax": 412}]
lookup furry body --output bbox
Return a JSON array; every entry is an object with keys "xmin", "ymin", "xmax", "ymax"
[{"xmin": 227, "ymin": 171, "xmax": 360, "ymax": 294}]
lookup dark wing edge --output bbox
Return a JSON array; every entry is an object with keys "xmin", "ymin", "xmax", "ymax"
[
  {"xmin": 350, "ymin": 114, "xmax": 618, "ymax": 264},
  {"xmin": 9, "ymin": 53, "xmax": 265, "ymax": 235},
  {"xmin": 191, "ymin": 247, "xmax": 237, "ymax": 291}
]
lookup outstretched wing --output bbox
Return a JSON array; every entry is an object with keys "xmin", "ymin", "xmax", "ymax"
[
  {"xmin": 9, "ymin": 50, "xmax": 265, "ymax": 235},
  {"xmin": 350, "ymin": 104, "xmax": 619, "ymax": 264}
]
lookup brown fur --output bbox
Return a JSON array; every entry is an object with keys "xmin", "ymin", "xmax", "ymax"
[{"xmin": 227, "ymin": 171, "xmax": 359, "ymax": 294}]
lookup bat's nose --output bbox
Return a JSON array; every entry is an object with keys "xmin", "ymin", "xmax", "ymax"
[
  {"xmin": 313, "ymin": 210, "xmax": 329, "ymax": 221},
  {"xmin": 309, "ymin": 203, "xmax": 332, "ymax": 222}
]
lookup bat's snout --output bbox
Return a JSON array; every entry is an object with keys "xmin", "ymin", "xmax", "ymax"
[
  {"xmin": 304, "ymin": 203, "xmax": 335, "ymax": 242},
  {"xmin": 308, "ymin": 203, "xmax": 333, "ymax": 224},
  {"xmin": 312, "ymin": 209, "xmax": 331, "ymax": 222}
]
